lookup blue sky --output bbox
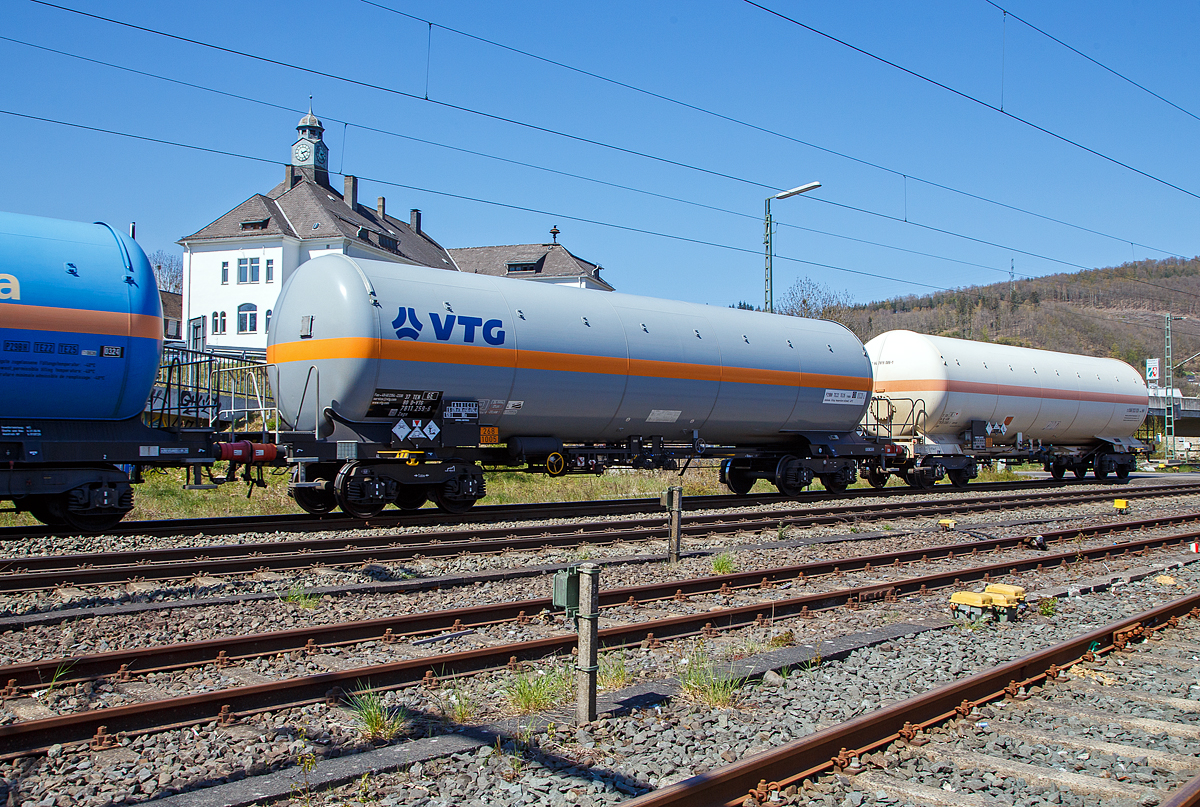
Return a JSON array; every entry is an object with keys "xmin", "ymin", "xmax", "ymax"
[{"xmin": 4, "ymin": 0, "xmax": 1199, "ymax": 308}]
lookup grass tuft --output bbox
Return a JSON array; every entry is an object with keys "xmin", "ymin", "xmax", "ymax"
[
  {"xmin": 436, "ymin": 682, "xmax": 479, "ymax": 724},
  {"xmin": 710, "ymin": 553, "xmax": 736, "ymax": 575},
  {"xmin": 598, "ymin": 651, "xmax": 630, "ymax": 691},
  {"xmin": 1038, "ymin": 598, "xmax": 1058, "ymax": 617},
  {"xmin": 506, "ymin": 661, "xmax": 573, "ymax": 714},
  {"xmin": 345, "ymin": 686, "xmax": 406, "ymax": 741},
  {"xmin": 680, "ymin": 644, "xmax": 744, "ymax": 708},
  {"xmin": 282, "ymin": 586, "xmax": 319, "ymax": 609}
]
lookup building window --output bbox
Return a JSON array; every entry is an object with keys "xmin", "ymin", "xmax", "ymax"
[
  {"xmin": 211, "ymin": 311, "xmax": 219, "ymax": 335},
  {"xmin": 266, "ymin": 309, "xmax": 272, "ymax": 332},
  {"xmin": 238, "ymin": 303, "xmax": 257, "ymax": 333},
  {"xmin": 239, "ymin": 218, "xmax": 270, "ymax": 231},
  {"xmin": 506, "ymin": 262, "xmax": 539, "ymax": 274},
  {"xmin": 219, "ymin": 311, "xmax": 227, "ymax": 333},
  {"xmin": 266, "ymin": 259, "xmax": 274, "ymax": 283},
  {"xmin": 379, "ymin": 235, "xmax": 397, "ymax": 252},
  {"xmin": 238, "ymin": 257, "xmax": 260, "ymax": 283},
  {"xmin": 220, "ymin": 262, "xmax": 229, "ymax": 284}
]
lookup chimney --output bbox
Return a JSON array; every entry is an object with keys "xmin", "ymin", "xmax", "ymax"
[
  {"xmin": 410, "ymin": 209, "xmax": 421, "ymax": 235},
  {"xmin": 377, "ymin": 196, "xmax": 386, "ymax": 220},
  {"xmin": 343, "ymin": 175, "xmax": 358, "ymax": 210},
  {"xmin": 284, "ymin": 164, "xmax": 296, "ymax": 189}
]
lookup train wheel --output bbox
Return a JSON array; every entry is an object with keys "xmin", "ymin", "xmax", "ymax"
[
  {"xmin": 819, "ymin": 474, "xmax": 848, "ymax": 494},
  {"xmin": 864, "ymin": 468, "xmax": 889, "ymax": 489},
  {"xmin": 1072, "ymin": 464, "xmax": 1088, "ymax": 480},
  {"xmin": 724, "ymin": 463, "xmax": 755, "ymax": 496},
  {"xmin": 395, "ymin": 486, "xmax": 429, "ymax": 510},
  {"xmin": 1049, "ymin": 465, "xmax": 1066, "ymax": 480},
  {"xmin": 1115, "ymin": 465, "xmax": 1130, "ymax": 480},
  {"xmin": 432, "ymin": 488, "xmax": 477, "ymax": 514},
  {"xmin": 774, "ymin": 455, "xmax": 807, "ymax": 497},
  {"xmin": 906, "ymin": 468, "xmax": 931, "ymax": 489},
  {"xmin": 334, "ymin": 463, "xmax": 387, "ymax": 519},
  {"xmin": 60, "ymin": 508, "xmax": 128, "ymax": 533},
  {"xmin": 947, "ymin": 469, "xmax": 971, "ymax": 488},
  {"xmin": 292, "ymin": 485, "xmax": 337, "ymax": 515},
  {"xmin": 1094, "ymin": 465, "xmax": 1110, "ymax": 481}
]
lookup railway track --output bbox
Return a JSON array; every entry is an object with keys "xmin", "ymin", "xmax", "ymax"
[
  {"xmin": 0, "ymin": 515, "xmax": 1195, "ymax": 759},
  {"xmin": 624, "ymin": 592, "xmax": 1200, "ymax": 807},
  {"xmin": 0, "ymin": 477, "xmax": 1167, "ymax": 542},
  {"xmin": 1, "ymin": 481, "xmax": 1194, "ymax": 593},
  {"xmin": 3, "ymin": 511, "xmax": 1200, "ymax": 693}
]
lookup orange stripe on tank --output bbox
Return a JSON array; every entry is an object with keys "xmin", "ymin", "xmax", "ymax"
[
  {"xmin": 0, "ymin": 302, "xmax": 161, "ymax": 340},
  {"xmin": 268, "ymin": 337, "xmax": 873, "ymax": 392},
  {"xmin": 874, "ymin": 378, "xmax": 1148, "ymax": 406}
]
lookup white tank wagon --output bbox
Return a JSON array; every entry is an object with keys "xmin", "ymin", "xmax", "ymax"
[
  {"xmin": 266, "ymin": 254, "xmax": 878, "ymax": 515},
  {"xmin": 862, "ymin": 330, "xmax": 1149, "ymax": 485}
]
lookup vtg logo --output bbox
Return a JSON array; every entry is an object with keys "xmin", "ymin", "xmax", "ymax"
[{"xmin": 392, "ymin": 307, "xmax": 506, "ymax": 345}]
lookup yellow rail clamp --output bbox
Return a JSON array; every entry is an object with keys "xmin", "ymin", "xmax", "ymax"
[
  {"xmin": 984, "ymin": 583, "xmax": 1026, "ymax": 603},
  {"xmin": 938, "ymin": 519, "xmax": 957, "ymax": 531},
  {"xmin": 1113, "ymin": 499, "xmax": 1129, "ymax": 514}
]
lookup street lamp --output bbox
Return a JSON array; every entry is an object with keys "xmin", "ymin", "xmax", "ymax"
[{"xmin": 764, "ymin": 181, "xmax": 821, "ymax": 313}]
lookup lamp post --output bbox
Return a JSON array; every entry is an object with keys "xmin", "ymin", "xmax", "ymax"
[{"xmin": 764, "ymin": 181, "xmax": 821, "ymax": 313}]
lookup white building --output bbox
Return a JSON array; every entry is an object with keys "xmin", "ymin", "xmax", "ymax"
[{"xmin": 179, "ymin": 109, "xmax": 456, "ymax": 354}]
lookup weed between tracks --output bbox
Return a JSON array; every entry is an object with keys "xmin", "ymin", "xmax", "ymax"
[
  {"xmin": 346, "ymin": 686, "xmax": 408, "ymax": 742},
  {"xmin": 680, "ymin": 643, "xmax": 745, "ymax": 708},
  {"xmin": 710, "ymin": 553, "xmax": 736, "ymax": 574},
  {"xmin": 506, "ymin": 660, "xmax": 574, "ymax": 714},
  {"xmin": 281, "ymin": 586, "xmax": 319, "ymax": 609}
]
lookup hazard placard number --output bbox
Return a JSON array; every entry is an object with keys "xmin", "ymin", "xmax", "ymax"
[{"xmin": 480, "ymin": 426, "xmax": 499, "ymax": 444}]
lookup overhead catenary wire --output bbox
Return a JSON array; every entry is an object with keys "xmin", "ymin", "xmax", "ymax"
[
  {"xmin": 982, "ymin": 0, "xmax": 1200, "ymax": 126},
  {"xmin": 0, "ymin": 34, "xmax": 1111, "ymax": 283},
  {"xmin": 21, "ymin": 0, "xmax": 1190, "ymax": 265},
  {"xmin": 743, "ymin": 0, "xmax": 1200, "ymax": 203},
  {"xmin": 359, "ymin": 0, "xmax": 1182, "ymax": 259}
]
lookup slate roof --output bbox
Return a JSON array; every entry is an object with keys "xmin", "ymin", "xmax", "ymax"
[
  {"xmin": 447, "ymin": 243, "xmax": 613, "ymax": 290},
  {"xmin": 159, "ymin": 290, "xmax": 182, "ymax": 320},
  {"xmin": 180, "ymin": 168, "xmax": 456, "ymax": 271}
]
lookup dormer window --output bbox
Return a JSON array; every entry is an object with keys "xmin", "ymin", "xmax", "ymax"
[
  {"xmin": 239, "ymin": 218, "xmax": 270, "ymax": 231},
  {"xmin": 506, "ymin": 262, "xmax": 539, "ymax": 274},
  {"xmin": 379, "ymin": 235, "xmax": 397, "ymax": 252}
]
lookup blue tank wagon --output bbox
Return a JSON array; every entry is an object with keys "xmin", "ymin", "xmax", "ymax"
[
  {"xmin": 268, "ymin": 254, "xmax": 880, "ymax": 515},
  {"xmin": 0, "ymin": 212, "xmax": 215, "ymax": 530}
]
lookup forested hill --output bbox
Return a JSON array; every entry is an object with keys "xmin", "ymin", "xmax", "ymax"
[{"xmin": 818, "ymin": 256, "xmax": 1200, "ymax": 387}]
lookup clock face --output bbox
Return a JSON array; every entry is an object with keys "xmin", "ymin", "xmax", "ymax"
[
  {"xmin": 315, "ymin": 147, "xmax": 327, "ymax": 167},
  {"xmin": 294, "ymin": 143, "xmax": 312, "ymax": 162}
]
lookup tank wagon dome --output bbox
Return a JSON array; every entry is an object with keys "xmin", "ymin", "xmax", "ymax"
[
  {"xmin": 865, "ymin": 329, "xmax": 1148, "ymax": 445},
  {"xmin": 266, "ymin": 254, "xmax": 873, "ymax": 446},
  {"xmin": 0, "ymin": 211, "xmax": 162, "ymax": 420}
]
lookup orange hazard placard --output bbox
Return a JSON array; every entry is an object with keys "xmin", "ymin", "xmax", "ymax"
[{"xmin": 479, "ymin": 426, "xmax": 499, "ymax": 444}]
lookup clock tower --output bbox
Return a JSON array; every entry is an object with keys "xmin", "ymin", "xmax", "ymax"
[{"xmin": 290, "ymin": 105, "xmax": 329, "ymax": 184}]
